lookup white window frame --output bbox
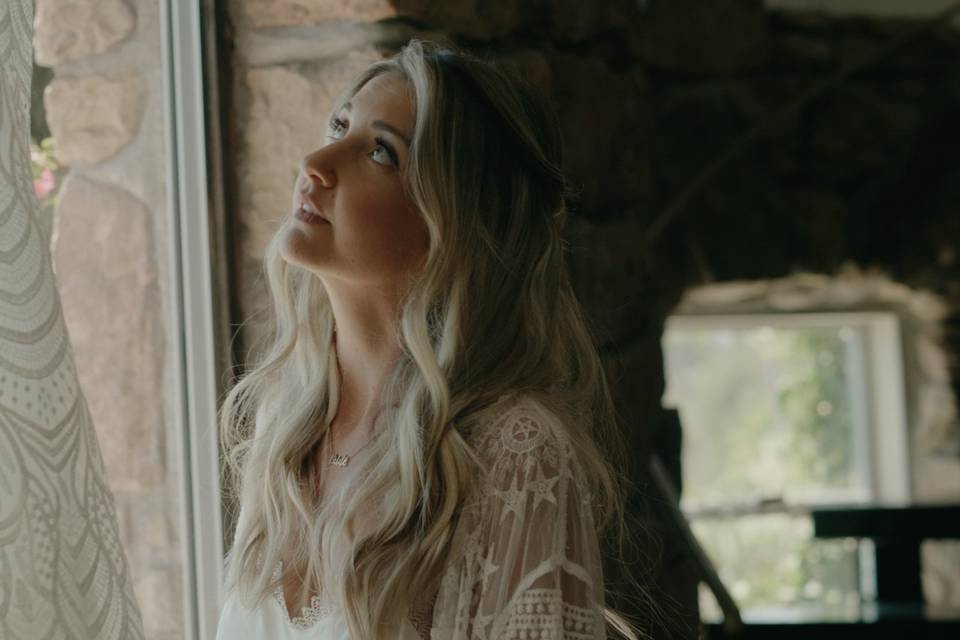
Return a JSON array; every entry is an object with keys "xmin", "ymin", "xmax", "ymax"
[
  {"xmin": 160, "ymin": 1, "xmax": 224, "ymax": 639},
  {"xmin": 663, "ymin": 311, "xmax": 912, "ymax": 517}
]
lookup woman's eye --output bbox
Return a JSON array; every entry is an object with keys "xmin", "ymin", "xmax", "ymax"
[
  {"xmin": 325, "ymin": 117, "xmax": 398, "ymax": 169},
  {"xmin": 327, "ymin": 116, "xmax": 346, "ymax": 138},
  {"xmin": 371, "ymin": 139, "xmax": 398, "ymax": 168}
]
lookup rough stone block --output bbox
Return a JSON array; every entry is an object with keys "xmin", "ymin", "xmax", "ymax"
[
  {"xmin": 240, "ymin": 0, "xmax": 519, "ymax": 39},
  {"xmin": 242, "ymin": 0, "xmax": 405, "ymax": 27},
  {"xmin": 52, "ymin": 175, "xmax": 165, "ymax": 491},
  {"xmin": 493, "ymin": 48, "xmax": 553, "ymax": 95},
  {"xmin": 547, "ymin": 53, "xmax": 655, "ymax": 218},
  {"xmin": 524, "ymin": 0, "xmax": 642, "ymax": 43},
  {"xmin": 43, "ymin": 73, "xmax": 145, "ymax": 167},
  {"xmin": 567, "ymin": 215, "xmax": 657, "ymax": 348},
  {"xmin": 238, "ymin": 51, "xmax": 382, "ymax": 258},
  {"xmin": 632, "ymin": 0, "xmax": 769, "ymax": 74},
  {"xmin": 113, "ymin": 490, "xmax": 185, "ymax": 639},
  {"xmin": 34, "ymin": 0, "xmax": 136, "ymax": 65},
  {"xmin": 433, "ymin": 0, "xmax": 520, "ymax": 39},
  {"xmin": 237, "ymin": 252, "xmax": 277, "ymax": 371}
]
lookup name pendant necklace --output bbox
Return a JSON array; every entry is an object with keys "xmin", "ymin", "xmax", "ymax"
[
  {"xmin": 326, "ymin": 328, "xmax": 379, "ymax": 467},
  {"xmin": 326, "ymin": 408, "xmax": 380, "ymax": 467}
]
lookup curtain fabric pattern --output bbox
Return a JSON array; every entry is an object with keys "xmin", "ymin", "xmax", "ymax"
[{"xmin": 0, "ymin": 1, "xmax": 146, "ymax": 638}]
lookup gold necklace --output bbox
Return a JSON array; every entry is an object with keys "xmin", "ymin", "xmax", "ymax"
[
  {"xmin": 326, "ymin": 333, "xmax": 381, "ymax": 467},
  {"xmin": 326, "ymin": 409, "xmax": 380, "ymax": 467},
  {"xmin": 328, "ymin": 428, "xmax": 372, "ymax": 466}
]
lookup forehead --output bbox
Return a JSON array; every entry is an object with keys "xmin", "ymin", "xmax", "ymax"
[{"xmin": 344, "ymin": 72, "xmax": 414, "ymax": 123}]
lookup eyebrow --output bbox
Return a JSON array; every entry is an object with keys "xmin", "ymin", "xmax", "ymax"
[{"xmin": 340, "ymin": 100, "xmax": 411, "ymax": 148}]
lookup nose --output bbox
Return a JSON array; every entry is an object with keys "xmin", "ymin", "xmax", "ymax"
[{"xmin": 299, "ymin": 149, "xmax": 336, "ymax": 192}]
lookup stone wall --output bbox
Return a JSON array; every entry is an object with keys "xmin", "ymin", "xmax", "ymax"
[
  {"xmin": 219, "ymin": 0, "xmax": 960, "ymax": 636},
  {"xmin": 642, "ymin": 4, "xmax": 960, "ymax": 613},
  {"xmin": 35, "ymin": 1, "xmax": 183, "ymax": 638}
]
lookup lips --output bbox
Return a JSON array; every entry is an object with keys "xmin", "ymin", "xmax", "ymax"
[
  {"xmin": 296, "ymin": 198, "xmax": 328, "ymax": 223},
  {"xmin": 295, "ymin": 204, "xmax": 328, "ymax": 225}
]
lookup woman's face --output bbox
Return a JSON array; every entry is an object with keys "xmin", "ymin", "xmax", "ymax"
[{"xmin": 281, "ymin": 72, "xmax": 428, "ymax": 290}]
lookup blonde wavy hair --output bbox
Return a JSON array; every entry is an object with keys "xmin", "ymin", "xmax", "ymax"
[{"xmin": 220, "ymin": 38, "xmax": 663, "ymax": 640}]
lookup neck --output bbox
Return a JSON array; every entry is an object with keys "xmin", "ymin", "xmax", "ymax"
[{"xmin": 324, "ymin": 280, "xmax": 404, "ymax": 427}]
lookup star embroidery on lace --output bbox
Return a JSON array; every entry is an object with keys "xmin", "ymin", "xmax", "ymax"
[
  {"xmin": 460, "ymin": 531, "xmax": 486, "ymax": 577},
  {"xmin": 463, "ymin": 528, "xmax": 484, "ymax": 561},
  {"xmin": 477, "ymin": 551, "xmax": 500, "ymax": 592},
  {"xmin": 494, "ymin": 472, "xmax": 527, "ymax": 525},
  {"xmin": 502, "ymin": 416, "xmax": 545, "ymax": 454},
  {"xmin": 469, "ymin": 611, "xmax": 495, "ymax": 640},
  {"xmin": 529, "ymin": 463, "xmax": 560, "ymax": 511}
]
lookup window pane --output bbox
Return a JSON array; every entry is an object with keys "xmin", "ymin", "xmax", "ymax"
[
  {"xmin": 31, "ymin": 7, "xmax": 188, "ymax": 636},
  {"xmin": 693, "ymin": 513, "xmax": 861, "ymax": 620},
  {"xmin": 663, "ymin": 323, "xmax": 872, "ymax": 508}
]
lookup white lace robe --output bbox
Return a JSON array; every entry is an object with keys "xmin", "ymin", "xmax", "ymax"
[
  {"xmin": 217, "ymin": 394, "xmax": 608, "ymax": 640},
  {"xmin": 424, "ymin": 395, "xmax": 607, "ymax": 640}
]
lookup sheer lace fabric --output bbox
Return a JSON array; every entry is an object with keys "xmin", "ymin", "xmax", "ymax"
[
  {"xmin": 216, "ymin": 394, "xmax": 607, "ymax": 640},
  {"xmin": 429, "ymin": 395, "xmax": 607, "ymax": 640},
  {"xmin": 269, "ymin": 562, "xmax": 338, "ymax": 630}
]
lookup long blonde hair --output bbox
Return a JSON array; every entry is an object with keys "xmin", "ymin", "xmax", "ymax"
[{"xmin": 220, "ymin": 38, "xmax": 662, "ymax": 639}]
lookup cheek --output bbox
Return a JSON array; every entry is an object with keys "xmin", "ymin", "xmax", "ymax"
[
  {"xmin": 405, "ymin": 213, "xmax": 430, "ymax": 259},
  {"xmin": 342, "ymin": 187, "xmax": 423, "ymax": 252},
  {"xmin": 381, "ymin": 217, "xmax": 426, "ymax": 273},
  {"xmin": 392, "ymin": 200, "xmax": 429, "ymax": 258},
  {"xmin": 380, "ymin": 214, "xmax": 427, "ymax": 264}
]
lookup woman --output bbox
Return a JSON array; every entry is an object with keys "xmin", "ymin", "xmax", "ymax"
[{"xmin": 217, "ymin": 38, "xmax": 651, "ymax": 640}]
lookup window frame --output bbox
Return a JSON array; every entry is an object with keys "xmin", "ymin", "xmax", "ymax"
[
  {"xmin": 662, "ymin": 310, "xmax": 912, "ymax": 519},
  {"xmin": 160, "ymin": 1, "xmax": 228, "ymax": 638}
]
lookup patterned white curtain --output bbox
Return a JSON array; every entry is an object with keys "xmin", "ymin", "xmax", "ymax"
[{"xmin": 0, "ymin": 0, "xmax": 146, "ymax": 637}]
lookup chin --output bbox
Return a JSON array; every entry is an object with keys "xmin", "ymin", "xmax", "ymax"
[{"xmin": 278, "ymin": 230, "xmax": 313, "ymax": 268}]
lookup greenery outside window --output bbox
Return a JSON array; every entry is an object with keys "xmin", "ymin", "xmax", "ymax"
[{"xmin": 662, "ymin": 312, "xmax": 910, "ymax": 621}]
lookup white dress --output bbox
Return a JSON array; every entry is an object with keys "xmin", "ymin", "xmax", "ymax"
[
  {"xmin": 214, "ymin": 562, "xmax": 423, "ymax": 639},
  {"xmin": 215, "ymin": 393, "xmax": 608, "ymax": 640}
]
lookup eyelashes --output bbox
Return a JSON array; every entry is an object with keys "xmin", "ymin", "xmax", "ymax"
[
  {"xmin": 326, "ymin": 116, "xmax": 399, "ymax": 169},
  {"xmin": 327, "ymin": 115, "xmax": 346, "ymax": 136},
  {"xmin": 372, "ymin": 136, "xmax": 399, "ymax": 168}
]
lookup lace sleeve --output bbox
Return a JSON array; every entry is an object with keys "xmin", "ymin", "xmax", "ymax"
[{"xmin": 430, "ymin": 400, "xmax": 607, "ymax": 640}]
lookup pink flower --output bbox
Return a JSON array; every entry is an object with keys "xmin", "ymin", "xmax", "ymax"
[{"xmin": 33, "ymin": 168, "xmax": 55, "ymax": 199}]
